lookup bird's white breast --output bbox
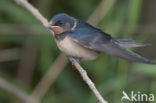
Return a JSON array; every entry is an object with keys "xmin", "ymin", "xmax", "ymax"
[{"xmin": 55, "ymin": 36, "xmax": 98, "ymax": 60}]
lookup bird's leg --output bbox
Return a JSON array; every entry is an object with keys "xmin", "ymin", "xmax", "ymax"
[{"xmin": 67, "ymin": 56, "xmax": 80, "ymax": 65}]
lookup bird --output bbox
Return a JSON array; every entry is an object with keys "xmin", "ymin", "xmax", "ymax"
[{"xmin": 47, "ymin": 13, "xmax": 156, "ymax": 64}]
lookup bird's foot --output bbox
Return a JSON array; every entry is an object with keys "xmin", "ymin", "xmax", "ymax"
[{"xmin": 67, "ymin": 56, "xmax": 80, "ymax": 65}]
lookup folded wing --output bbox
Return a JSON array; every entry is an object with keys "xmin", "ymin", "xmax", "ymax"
[{"xmin": 69, "ymin": 22, "xmax": 155, "ymax": 64}]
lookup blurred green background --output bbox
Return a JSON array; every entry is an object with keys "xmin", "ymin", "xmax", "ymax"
[{"xmin": 0, "ymin": 0, "xmax": 156, "ymax": 103}]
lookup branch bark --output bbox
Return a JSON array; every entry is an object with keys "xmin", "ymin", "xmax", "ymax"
[
  {"xmin": 14, "ymin": 0, "xmax": 108, "ymax": 103},
  {"xmin": 15, "ymin": 0, "xmax": 48, "ymax": 27},
  {"xmin": 69, "ymin": 58, "xmax": 107, "ymax": 103}
]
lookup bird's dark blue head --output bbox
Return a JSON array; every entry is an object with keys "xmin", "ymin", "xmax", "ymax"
[{"xmin": 48, "ymin": 13, "xmax": 76, "ymax": 35}]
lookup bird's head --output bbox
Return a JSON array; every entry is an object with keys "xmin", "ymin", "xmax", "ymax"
[{"xmin": 47, "ymin": 13, "xmax": 77, "ymax": 35}]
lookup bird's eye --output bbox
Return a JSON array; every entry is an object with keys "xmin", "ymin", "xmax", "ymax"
[{"xmin": 55, "ymin": 20, "xmax": 63, "ymax": 26}]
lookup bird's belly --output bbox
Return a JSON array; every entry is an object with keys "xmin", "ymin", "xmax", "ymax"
[{"xmin": 55, "ymin": 37, "xmax": 98, "ymax": 60}]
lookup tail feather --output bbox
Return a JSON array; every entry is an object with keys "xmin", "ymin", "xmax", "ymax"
[
  {"xmin": 116, "ymin": 48, "xmax": 156, "ymax": 64},
  {"xmin": 114, "ymin": 38, "xmax": 151, "ymax": 47},
  {"xmin": 93, "ymin": 41, "xmax": 156, "ymax": 64}
]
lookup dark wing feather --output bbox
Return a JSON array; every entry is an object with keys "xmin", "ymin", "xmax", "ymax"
[
  {"xmin": 113, "ymin": 38, "xmax": 151, "ymax": 47},
  {"xmin": 69, "ymin": 21, "xmax": 156, "ymax": 64}
]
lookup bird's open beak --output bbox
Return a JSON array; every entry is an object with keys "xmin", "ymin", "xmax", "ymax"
[
  {"xmin": 47, "ymin": 21, "xmax": 54, "ymax": 29},
  {"xmin": 47, "ymin": 25, "xmax": 52, "ymax": 29},
  {"xmin": 47, "ymin": 21, "xmax": 64, "ymax": 34}
]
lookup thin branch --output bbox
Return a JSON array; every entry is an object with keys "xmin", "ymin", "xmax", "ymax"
[
  {"xmin": 14, "ymin": 0, "xmax": 108, "ymax": 103},
  {"xmin": 69, "ymin": 58, "xmax": 108, "ymax": 103},
  {"xmin": 31, "ymin": 54, "xmax": 68, "ymax": 101},
  {"xmin": 0, "ymin": 77, "xmax": 37, "ymax": 103},
  {"xmin": 14, "ymin": 0, "xmax": 48, "ymax": 27}
]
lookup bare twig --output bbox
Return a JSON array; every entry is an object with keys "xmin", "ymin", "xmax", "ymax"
[
  {"xmin": 31, "ymin": 54, "xmax": 68, "ymax": 101},
  {"xmin": 14, "ymin": 0, "xmax": 108, "ymax": 103},
  {"xmin": 69, "ymin": 58, "xmax": 107, "ymax": 103},
  {"xmin": 0, "ymin": 77, "xmax": 37, "ymax": 103},
  {"xmin": 14, "ymin": 0, "xmax": 48, "ymax": 27}
]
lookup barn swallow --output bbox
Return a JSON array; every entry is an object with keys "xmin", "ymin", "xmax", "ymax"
[{"xmin": 47, "ymin": 13, "xmax": 156, "ymax": 64}]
